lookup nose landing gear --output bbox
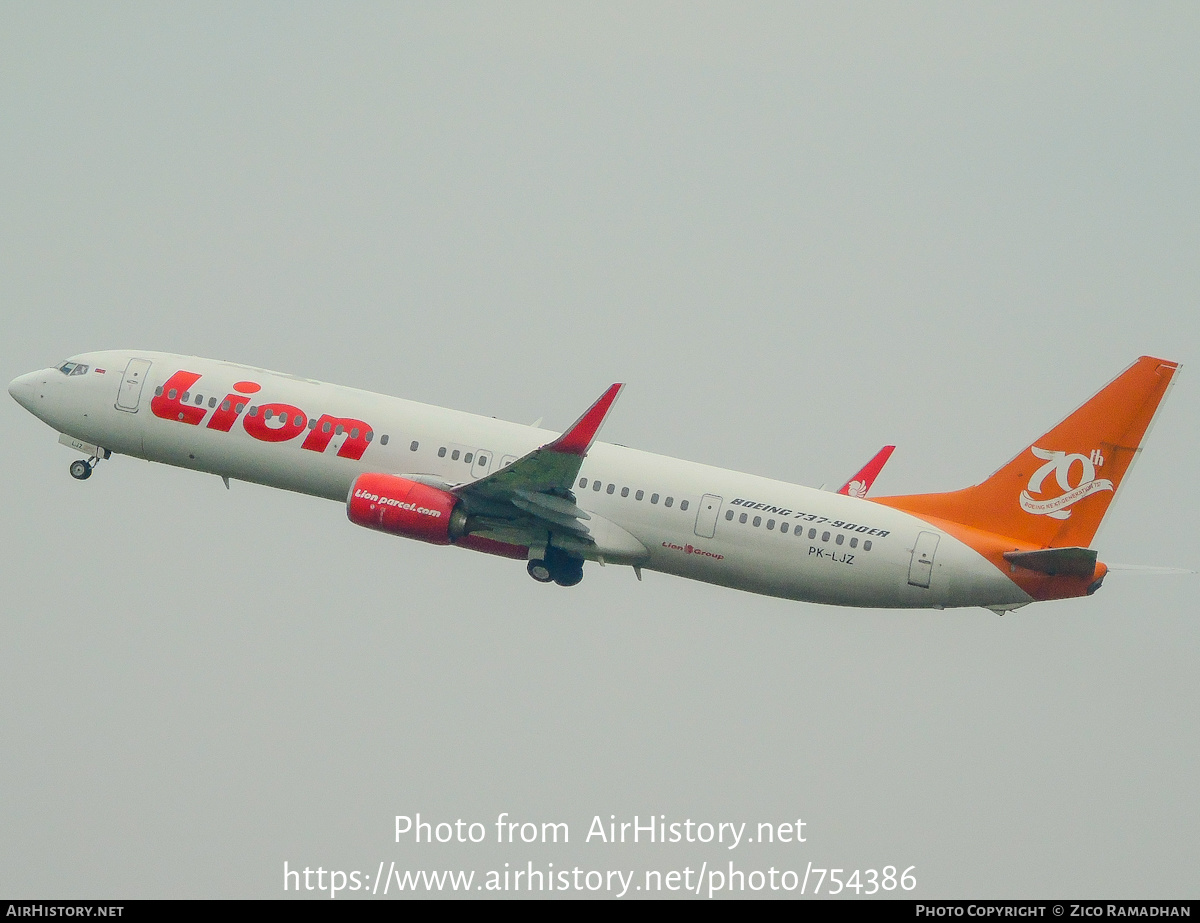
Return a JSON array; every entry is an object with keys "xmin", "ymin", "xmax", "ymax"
[{"xmin": 69, "ymin": 457, "xmax": 99, "ymax": 480}]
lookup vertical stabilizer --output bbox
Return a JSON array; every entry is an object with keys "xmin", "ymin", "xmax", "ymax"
[{"xmin": 873, "ymin": 357, "xmax": 1180, "ymax": 548}]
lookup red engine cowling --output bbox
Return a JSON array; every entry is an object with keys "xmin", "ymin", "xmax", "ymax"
[{"xmin": 347, "ymin": 473, "xmax": 467, "ymax": 544}]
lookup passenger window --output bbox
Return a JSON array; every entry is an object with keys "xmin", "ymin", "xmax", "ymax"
[
  {"xmin": 739, "ymin": 513, "xmax": 748, "ymax": 524},
  {"xmin": 665, "ymin": 497, "xmax": 673, "ymax": 508},
  {"xmin": 808, "ymin": 528, "xmax": 817, "ymax": 539},
  {"xmin": 438, "ymin": 447, "xmax": 447, "ymax": 457},
  {"xmin": 155, "ymin": 386, "xmax": 163, "ymax": 396},
  {"xmin": 182, "ymin": 391, "xmax": 190, "ymax": 402},
  {"xmin": 836, "ymin": 533, "xmax": 844, "ymax": 545},
  {"xmin": 264, "ymin": 408, "xmax": 273, "ymax": 419},
  {"xmin": 821, "ymin": 531, "xmax": 830, "ymax": 542},
  {"xmin": 306, "ymin": 418, "xmax": 316, "ymax": 429},
  {"xmin": 380, "ymin": 434, "xmax": 389, "ymax": 445},
  {"xmin": 221, "ymin": 400, "xmax": 230, "ymax": 411},
  {"xmin": 451, "ymin": 449, "xmax": 460, "ymax": 461},
  {"xmin": 635, "ymin": 490, "xmax": 644, "ymax": 501},
  {"xmin": 365, "ymin": 431, "xmax": 373, "ymax": 443},
  {"xmin": 849, "ymin": 537, "xmax": 858, "ymax": 548},
  {"xmin": 208, "ymin": 397, "xmax": 217, "ymax": 408},
  {"xmin": 651, "ymin": 493, "xmax": 659, "ymax": 504},
  {"xmin": 726, "ymin": 510, "xmax": 734, "ymax": 521},
  {"xmin": 781, "ymin": 522, "xmax": 789, "ymax": 534},
  {"xmin": 168, "ymin": 388, "xmax": 178, "ymax": 399},
  {"xmin": 478, "ymin": 456, "xmax": 487, "ymax": 466},
  {"xmin": 621, "ymin": 487, "xmax": 629, "ymax": 498},
  {"xmin": 248, "ymin": 406, "xmax": 258, "ymax": 417},
  {"xmin": 864, "ymin": 540, "xmax": 872, "ymax": 551},
  {"xmin": 322, "ymin": 421, "xmax": 331, "ymax": 433},
  {"xmin": 607, "ymin": 484, "xmax": 615, "ymax": 494},
  {"xmin": 236, "ymin": 403, "xmax": 245, "ymax": 413},
  {"xmin": 352, "ymin": 428, "xmax": 361, "ymax": 439},
  {"xmin": 335, "ymin": 425, "xmax": 345, "ymax": 436},
  {"xmin": 195, "ymin": 394, "xmax": 203, "ymax": 405},
  {"xmin": 579, "ymin": 479, "xmax": 588, "ymax": 488},
  {"xmin": 464, "ymin": 452, "xmax": 473, "ymax": 464},
  {"xmin": 593, "ymin": 481, "xmax": 602, "ymax": 491},
  {"xmin": 766, "ymin": 519, "xmax": 775, "ymax": 530},
  {"xmin": 752, "ymin": 515, "xmax": 761, "ymax": 527},
  {"xmin": 410, "ymin": 441, "xmax": 418, "ymax": 451},
  {"xmin": 279, "ymin": 413, "xmax": 289, "ymax": 425},
  {"xmin": 680, "ymin": 500, "xmax": 689, "ymax": 511}
]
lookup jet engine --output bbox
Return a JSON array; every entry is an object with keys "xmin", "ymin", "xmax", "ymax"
[{"xmin": 347, "ymin": 473, "xmax": 467, "ymax": 544}]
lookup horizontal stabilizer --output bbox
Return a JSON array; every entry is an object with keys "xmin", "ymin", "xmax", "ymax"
[{"xmin": 1003, "ymin": 546, "xmax": 1097, "ymax": 577}]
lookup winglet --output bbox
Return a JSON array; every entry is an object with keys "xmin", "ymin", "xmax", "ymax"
[
  {"xmin": 545, "ymin": 383, "xmax": 624, "ymax": 456},
  {"xmin": 838, "ymin": 445, "xmax": 895, "ymax": 497}
]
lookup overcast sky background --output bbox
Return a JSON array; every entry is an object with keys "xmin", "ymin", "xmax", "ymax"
[{"xmin": 2, "ymin": 3, "xmax": 1198, "ymax": 898}]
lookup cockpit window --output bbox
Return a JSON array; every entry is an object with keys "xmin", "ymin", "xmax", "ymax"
[
  {"xmin": 57, "ymin": 361, "xmax": 89, "ymax": 376},
  {"xmin": 58, "ymin": 361, "xmax": 76, "ymax": 375}
]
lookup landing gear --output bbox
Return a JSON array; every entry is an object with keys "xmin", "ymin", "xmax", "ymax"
[
  {"xmin": 526, "ymin": 547, "xmax": 585, "ymax": 587},
  {"xmin": 69, "ymin": 459, "xmax": 93, "ymax": 480},
  {"xmin": 551, "ymin": 556, "xmax": 584, "ymax": 587},
  {"xmin": 527, "ymin": 560, "xmax": 554, "ymax": 583}
]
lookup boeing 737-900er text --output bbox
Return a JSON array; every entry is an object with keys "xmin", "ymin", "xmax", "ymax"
[{"xmin": 7, "ymin": 352, "xmax": 1180, "ymax": 613}]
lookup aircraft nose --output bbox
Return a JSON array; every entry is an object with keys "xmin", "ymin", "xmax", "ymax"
[{"xmin": 8, "ymin": 371, "xmax": 41, "ymax": 412}]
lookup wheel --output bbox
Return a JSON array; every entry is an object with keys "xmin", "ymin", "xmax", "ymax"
[
  {"xmin": 545, "ymin": 548, "xmax": 585, "ymax": 587},
  {"xmin": 527, "ymin": 560, "xmax": 554, "ymax": 583},
  {"xmin": 70, "ymin": 459, "xmax": 92, "ymax": 480},
  {"xmin": 552, "ymin": 564, "xmax": 584, "ymax": 587}
]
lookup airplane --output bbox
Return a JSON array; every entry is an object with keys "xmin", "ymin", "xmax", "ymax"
[{"xmin": 7, "ymin": 351, "xmax": 1181, "ymax": 613}]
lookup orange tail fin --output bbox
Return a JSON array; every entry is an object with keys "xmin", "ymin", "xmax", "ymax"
[{"xmin": 873, "ymin": 356, "xmax": 1180, "ymax": 548}]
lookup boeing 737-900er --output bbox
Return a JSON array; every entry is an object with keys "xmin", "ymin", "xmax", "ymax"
[{"xmin": 7, "ymin": 352, "xmax": 1180, "ymax": 613}]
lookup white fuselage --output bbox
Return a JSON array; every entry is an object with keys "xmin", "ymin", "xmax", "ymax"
[{"xmin": 9, "ymin": 350, "xmax": 1032, "ymax": 610}]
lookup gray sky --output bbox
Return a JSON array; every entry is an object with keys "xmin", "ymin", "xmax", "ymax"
[{"xmin": 2, "ymin": 3, "xmax": 1197, "ymax": 898}]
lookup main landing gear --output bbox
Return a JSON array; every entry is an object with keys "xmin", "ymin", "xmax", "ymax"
[
  {"xmin": 69, "ymin": 456, "xmax": 99, "ymax": 480},
  {"xmin": 526, "ymin": 547, "xmax": 585, "ymax": 587}
]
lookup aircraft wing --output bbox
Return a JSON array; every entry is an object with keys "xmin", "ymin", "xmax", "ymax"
[
  {"xmin": 838, "ymin": 445, "xmax": 895, "ymax": 498},
  {"xmin": 450, "ymin": 384, "xmax": 630, "ymax": 551}
]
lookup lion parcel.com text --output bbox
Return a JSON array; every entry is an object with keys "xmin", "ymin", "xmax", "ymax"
[{"xmin": 282, "ymin": 813, "xmax": 917, "ymax": 898}]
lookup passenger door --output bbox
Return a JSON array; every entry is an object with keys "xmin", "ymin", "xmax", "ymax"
[
  {"xmin": 115, "ymin": 358, "xmax": 152, "ymax": 412},
  {"xmin": 694, "ymin": 494, "xmax": 723, "ymax": 539},
  {"xmin": 907, "ymin": 531, "xmax": 940, "ymax": 588}
]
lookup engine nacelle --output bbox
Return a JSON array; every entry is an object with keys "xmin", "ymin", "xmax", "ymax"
[{"xmin": 347, "ymin": 473, "xmax": 467, "ymax": 545}]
